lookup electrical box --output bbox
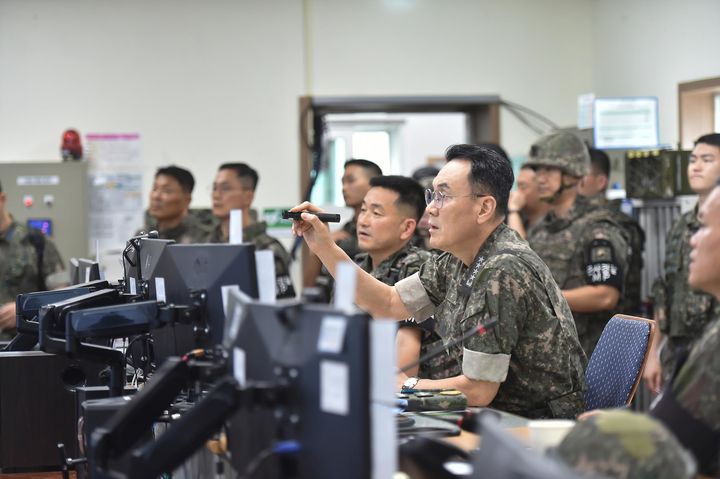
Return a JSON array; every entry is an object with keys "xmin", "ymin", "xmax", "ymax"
[
  {"xmin": 625, "ymin": 149, "xmax": 691, "ymax": 199},
  {"xmin": 0, "ymin": 162, "xmax": 89, "ymax": 262}
]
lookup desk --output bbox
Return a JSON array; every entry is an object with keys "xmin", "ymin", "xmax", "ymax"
[
  {"xmin": 0, "ymin": 473, "xmax": 75, "ymax": 479},
  {"xmin": 407, "ymin": 408, "xmax": 530, "ymax": 452}
]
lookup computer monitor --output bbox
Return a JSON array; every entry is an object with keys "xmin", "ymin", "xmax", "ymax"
[
  {"xmin": 122, "ymin": 237, "xmax": 174, "ymax": 294},
  {"xmin": 27, "ymin": 218, "xmax": 52, "ymax": 236},
  {"xmin": 593, "ymin": 96, "xmax": 660, "ymax": 150},
  {"xmin": 75, "ymin": 258, "xmax": 101, "ymax": 284},
  {"xmin": 225, "ymin": 298, "xmax": 376, "ymax": 479},
  {"xmin": 146, "ymin": 243, "xmax": 259, "ymax": 362},
  {"xmin": 69, "ymin": 258, "xmax": 80, "ymax": 285}
]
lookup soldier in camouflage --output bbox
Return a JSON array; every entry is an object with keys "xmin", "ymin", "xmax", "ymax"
[
  {"xmin": 554, "ymin": 410, "xmax": 696, "ymax": 479},
  {"xmin": 135, "ymin": 166, "xmax": 212, "ymax": 244},
  {"xmin": 578, "ymin": 148, "xmax": 646, "ymax": 317},
  {"xmin": 290, "ymin": 144, "xmax": 586, "ymax": 418},
  {"xmin": 649, "ymin": 177, "xmax": 720, "ymax": 476},
  {"xmin": 644, "ymin": 133, "xmax": 720, "ymax": 394},
  {"xmin": 506, "ymin": 164, "xmax": 550, "ymax": 239},
  {"xmin": 348, "ymin": 175, "xmax": 449, "ymax": 380},
  {"xmin": 526, "ymin": 132, "xmax": 629, "ymax": 358},
  {"xmin": 0, "ymin": 180, "xmax": 66, "ymax": 338},
  {"xmin": 209, "ymin": 163, "xmax": 295, "ymax": 299},
  {"xmin": 312, "ymin": 159, "xmax": 383, "ymax": 301}
]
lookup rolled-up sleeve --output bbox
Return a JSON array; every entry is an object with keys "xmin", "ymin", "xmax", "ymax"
[
  {"xmin": 462, "ymin": 348, "xmax": 510, "ymax": 382},
  {"xmin": 395, "ymin": 273, "xmax": 435, "ymax": 322}
]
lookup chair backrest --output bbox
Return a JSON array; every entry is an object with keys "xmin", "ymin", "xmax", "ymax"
[{"xmin": 584, "ymin": 315, "xmax": 656, "ymax": 411}]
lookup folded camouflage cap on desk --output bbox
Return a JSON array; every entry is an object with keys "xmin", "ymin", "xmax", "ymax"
[{"xmin": 551, "ymin": 410, "xmax": 696, "ymax": 479}]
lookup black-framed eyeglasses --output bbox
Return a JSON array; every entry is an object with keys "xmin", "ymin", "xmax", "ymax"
[{"xmin": 424, "ymin": 188, "xmax": 488, "ymax": 209}]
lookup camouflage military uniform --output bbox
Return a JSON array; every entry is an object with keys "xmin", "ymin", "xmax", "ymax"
[
  {"xmin": 316, "ymin": 219, "xmax": 359, "ymax": 301},
  {"xmin": 586, "ymin": 194, "xmax": 646, "ymax": 316},
  {"xmin": 209, "ymin": 221, "xmax": 295, "ymax": 299},
  {"xmin": 554, "ymin": 410, "xmax": 696, "ymax": 479},
  {"xmin": 652, "ymin": 207, "xmax": 720, "ymax": 376},
  {"xmin": 135, "ymin": 214, "xmax": 213, "ymax": 244},
  {"xmin": 354, "ymin": 244, "xmax": 453, "ymax": 380},
  {"xmin": 529, "ymin": 195, "xmax": 629, "ymax": 357},
  {"xmin": 395, "ymin": 223, "xmax": 587, "ymax": 419},
  {"xmin": 659, "ymin": 315, "xmax": 720, "ymax": 475},
  {"xmin": 672, "ymin": 316, "xmax": 720, "ymax": 429},
  {"xmin": 0, "ymin": 220, "xmax": 66, "ymax": 337}
]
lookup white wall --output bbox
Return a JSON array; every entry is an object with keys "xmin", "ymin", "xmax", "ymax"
[
  {"xmin": 0, "ymin": 0, "xmax": 304, "ymax": 209},
  {"xmin": 2, "ymin": 0, "xmax": 716, "ymax": 214},
  {"xmin": 397, "ymin": 113, "xmax": 466, "ymax": 174},
  {"xmin": 309, "ymin": 0, "xmax": 594, "ymax": 157},
  {"xmin": 591, "ymin": 0, "xmax": 720, "ymax": 148}
]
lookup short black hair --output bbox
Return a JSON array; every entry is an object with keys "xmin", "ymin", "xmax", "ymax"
[
  {"xmin": 155, "ymin": 165, "xmax": 195, "ymax": 194},
  {"xmin": 411, "ymin": 166, "xmax": 440, "ymax": 182},
  {"xmin": 344, "ymin": 159, "xmax": 383, "ymax": 178},
  {"xmin": 588, "ymin": 148, "xmax": 610, "ymax": 178},
  {"xmin": 219, "ymin": 163, "xmax": 259, "ymax": 191},
  {"xmin": 695, "ymin": 133, "xmax": 720, "ymax": 149},
  {"xmin": 477, "ymin": 143, "xmax": 510, "ymax": 162},
  {"xmin": 369, "ymin": 175, "xmax": 426, "ymax": 223},
  {"xmin": 445, "ymin": 144, "xmax": 514, "ymax": 216}
]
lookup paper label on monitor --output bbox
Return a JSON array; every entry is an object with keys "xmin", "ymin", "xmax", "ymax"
[
  {"xmin": 128, "ymin": 277, "xmax": 137, "ymax": 295},
  {"xmin": 229, "ymin": 209, "xmax": 243, "ymax": 244},
  {"xmin": 155, "ymin": 277, "xmax": 166, "ymax": 303},
  {"xmin": 333, "ymin": 261, "xmax": 357, "ymax": 311},
  {"xmin": 85, "ymin": 267, "xmax": 91, "ymax": 283},
  {"xmin": 233, "ymin": 347, "xmax": 247, "ymax": 387},
  {"xmin": 254, "ymin": 250, "xmax": 276, "ymax": 303},
  {"xmin": 318, "ymin": 316, "xmax": 347, "ymax": 354},
  {"xmin": 320, "ymin": 360, "xmax": 349, "ymax": 416}
]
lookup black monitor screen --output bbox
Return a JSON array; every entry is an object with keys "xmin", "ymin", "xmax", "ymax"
[
  {"xmin": 225, "ymin": 299, "xmax": 372, "ymax": 479},
  {"xmin": 147, "ymin": 243, "xmax": 259, "ymax": 360},
  {"xmin": 122, "ymin": 238, "xmax": 174, "ymax": 294}
]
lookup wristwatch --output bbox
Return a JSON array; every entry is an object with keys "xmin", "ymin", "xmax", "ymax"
[{"xmin": 401, "ymin": 376, "xmax": 420, "ymax": 391}]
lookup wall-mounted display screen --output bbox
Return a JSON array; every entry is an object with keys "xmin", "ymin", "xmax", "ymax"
[{"xmin": 593, "ymin": 97, "xmax": 660, "ymax": 149}]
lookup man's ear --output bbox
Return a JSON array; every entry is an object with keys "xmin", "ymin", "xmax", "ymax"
[
  {"xmin": 598, "ymin": 174, "xmax": 609, "ymax": 192},
  {"xmin": 399, "ymin": 218, "xmax": 417, "ymax": 241},
  {"xmin": 475, "ymin": 196, "xmax": 497, "ymax": 225},
  {"xmin": 246, "ymin": 190, "xmax": 256, "ymax": 206}
]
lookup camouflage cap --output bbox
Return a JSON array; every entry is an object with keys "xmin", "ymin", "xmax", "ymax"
[
  {"xmin": 552, "ymin": 410, "xmax": 696, "ymax": 479},
  {"xmin": 525, "ymin": 131, "xmax": 590, "ymax": 178}
]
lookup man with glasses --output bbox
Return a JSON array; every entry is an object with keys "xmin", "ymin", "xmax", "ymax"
[
  {"xmin": 289, "ymin": 144, "xmax": 586, "ymax": 418},
  {"xmin": 136, "ymin": 166, "xmax": 210, "ymax": 244},
  {"xmin": 525, "ymin": 132, "xmax": 629, "ymax": 357},
  {"xmin": 209, "ymin": 163, "xmax": 295, "ymax": 298}
]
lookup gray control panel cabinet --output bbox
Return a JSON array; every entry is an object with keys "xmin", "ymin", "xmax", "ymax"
[{"xmin": 0, "ymin": 162, "xmax": 89, "ymax": 263}]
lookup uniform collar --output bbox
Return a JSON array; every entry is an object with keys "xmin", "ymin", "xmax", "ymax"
[
  {"xmin": 355, "ymin": 242, "xmax": 415, "ymax": 272},
  {"xmin": 242, "ymin": 221, "xmax": 268, "ymax": 241},
  {"xmin": 542, "ymin": 195, "xmax": 592, "ymax": 232},
  {"xmin": 154, "ymin": 218, "xmax": 189, "ymax": 240},
  {"xmin": 1, "ymin": 217, "xmax": 18, "ymax": 242},
  {"xmin": 470, "ymin": 222, "xmax": 509, "ymax": 265}
]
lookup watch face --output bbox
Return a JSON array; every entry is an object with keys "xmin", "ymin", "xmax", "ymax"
[{"xmin": 403, "ymin": 377, "xmax": 418, "ymax": 390}]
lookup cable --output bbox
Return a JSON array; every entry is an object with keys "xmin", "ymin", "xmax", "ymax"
[
  {"xmin": 398, "ymin": 317, "xmax": 498, "ymax": 375},
  {"xmin": 236, "ymin": 441, "xmax": 300, "ymax": 479},
  {"xmin": 501, "ymin": 99, "xmax": 560, "ymax": 130}
]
